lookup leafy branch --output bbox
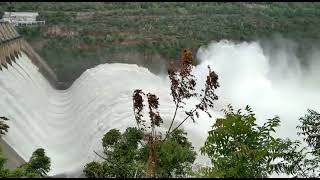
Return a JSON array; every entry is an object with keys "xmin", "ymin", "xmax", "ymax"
[{"xmin": 132, "ymin": 48, "xmax": 220, "ymax": 177}]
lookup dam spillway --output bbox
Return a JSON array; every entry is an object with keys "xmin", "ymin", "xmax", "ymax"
[
  {"xmin": 0, "ymin": 22, "xmax": 57, "ymax": 87},
  {"xmin": 0, "ymin": 22, "xmax": 215, "ymax": 176},
  {"xmin": 1, "ymin": 23, "xmax": 320, "ymax": 177}
]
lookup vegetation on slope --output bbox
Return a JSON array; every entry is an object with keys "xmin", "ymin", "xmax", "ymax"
[
  {"xmin": 1, "ymin": 2, "xmax": 320, "ymax": 85},
  {"xmin": 0, "ymin": 117, "xmax": 51, "ymax": 178}
]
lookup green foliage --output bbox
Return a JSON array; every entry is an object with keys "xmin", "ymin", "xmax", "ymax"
[
  {"xmin": 0, "ymin": 117, "xmax": 51, "ymax": 178},
  {"xmin": 200, "ymin": 105, "xmax": 299, "ymax": 178},
  {"xmin": 288, "ymin": 109, "xmax": 320, "ymax": 178},
  {"xmin": 298, "ymin": 109, "xmax": 320, "ymax": 156},
  {"xmin": 0, "ymin": 116, "xmax": 52, "ymax": 178},
  {"xmin": 102, "ymin": 129, "xmax": 121, "ymax": 148},
  {"xmin": 1, "ymin": 2, "xmax": 318, "ymax": 85},
  {"xmin": 84, "ymin": 127, "xmax": 196, "ymax": 178},
  {"xmin": 138, "ymin": 129, "xmax": 197, "ymax": 177},
  {"xmin": 83, "ymin": 161, "xmax": 104, "ymax": 178},
  {"xmin": 84, "ymin": 127, "xmax": 145, "ymax": 178},
  {"xmin": 0, "ymin": 148, "xmax": 51, "ymax": 178},
  {"xmin": 0, "ymin": 148, "xmax": 9, "ymax": 177},
  {"xmin": 156, "ymin": 129, "xmax": 196, "ymax": 177},
  {"xmin": 17, "ymin": 27, "xmax": 42, "ymax": 41},
  {"xmin": 25, "ymin": 148, "xmax": 51, "ymax": 177}
]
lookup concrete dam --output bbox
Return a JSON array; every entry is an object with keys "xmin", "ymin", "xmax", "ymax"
[{"xmin": 1, "ymin": 22, "xmax": 320, "ymax": 177}]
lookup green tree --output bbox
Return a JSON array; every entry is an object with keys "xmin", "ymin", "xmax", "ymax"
[
  {"xmin": 154, "ymin": 129, "xmax": 196, "ymax": 177},
  {"xmin": 298, "ymin": 109, "xmax": 320, "ymax": 157},
  {"xmin": 0, "ymin": 116, "xmax": 51, "ymax": 178},
  {"xmin": 286, "ymin": 109, "xmax": 320, "ymax": 178},
  {"xmin": 0, "ymin": 148, "xmax": 51, "ymax": 178},
  {"xmin": 83, "ymin": 161, "xmax": 104, "ymax": 178},
  {"xmin": 138, "ymin": 129, "xmax": 197, "ymax": 178},
  {"xmin": 84, "ymin": 127, "xmax": 196, "ymax": 178},
  {"xmin": 84, "ymin": 127, "xmax": 145, "ymax": 178},
  {"xmin": 200, "ymin": 105, "xmax": 299, "ymax": 178},
  {"xmin": 132, "ymin": 49, "xmax": 219, "ymax": 177},
  {"xmin": 24, "ymin": 148, "xmax": 51, "ymax": 177}
]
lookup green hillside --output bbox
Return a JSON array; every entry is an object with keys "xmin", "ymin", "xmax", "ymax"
[{"xmin": 1, "ymin": 2, "xmax": 320, "ymax": 86}]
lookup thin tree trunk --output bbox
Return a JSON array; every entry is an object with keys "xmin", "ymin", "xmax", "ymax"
[
  {"xmin": 165, "ymin": 103, "xmax": 179, "ymax": 140},
  {"xmin": 145, "ymin": 137, "xmax": 156, "ymax": 178}
]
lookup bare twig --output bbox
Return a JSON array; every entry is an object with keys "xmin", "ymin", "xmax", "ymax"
[
  {"xmin": 133, "ymin": 92, "xmax": 140, "ymax": 129},
  {"xmin": 166, "ymin": 103, "xmax": 179, "ymax": 139},
  {"xmin": 167, "ymin": 97, "xmax": 206, "ymax": 137},
  {"xmin": 94, "ymin": 150, "xmax": 108, "ymax": 161},
  {"xmin": 167, "ymin": 108, "xmax": 198, "ymax": 137}
]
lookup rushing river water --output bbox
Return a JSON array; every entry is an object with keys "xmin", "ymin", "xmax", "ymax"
[{"xmin": 1, "ymin": 40, "xmax": 319, "ymax": 177}]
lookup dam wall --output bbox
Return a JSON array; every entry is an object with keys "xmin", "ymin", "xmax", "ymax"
[
  {"xmin": 0, "ymin": 21, "xmax": 59, "ymax": 170},
  {"xmin": 0, "ymin": 22, "xmax": 58, "ymax": 89}
]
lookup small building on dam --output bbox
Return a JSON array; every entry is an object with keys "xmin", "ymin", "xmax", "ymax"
[{"xmin": 0, "ymin": 12, "xmax": 45, "ymax": 27}]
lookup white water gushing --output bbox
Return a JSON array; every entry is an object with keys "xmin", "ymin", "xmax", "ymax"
[{"xmin": 1, "ymin": 40, "xmax": 320, "ymax": 177}]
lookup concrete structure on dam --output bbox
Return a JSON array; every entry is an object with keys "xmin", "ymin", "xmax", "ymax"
[
  {"xmin": 0, "ymin": 22, "xmax": 58, "ymax": 88},
  {"xmin": 0, "ymin": 22, "xmax": 58, "ymax": 169},
  {"xmin": 1, "ymin": 12, "xmax": 45, "ymax": 27}
]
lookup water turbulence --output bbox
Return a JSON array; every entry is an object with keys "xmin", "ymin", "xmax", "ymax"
[
  {"xmin": 1, "ymin": 32, "xmax": 320, "ymax": 177},
  {"xmin": 0, "ymin": 50, "xmax": 216, "ymax": 176}
]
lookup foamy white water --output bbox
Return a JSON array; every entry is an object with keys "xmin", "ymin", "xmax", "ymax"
[{"xmin": 1, "ymin": 40, "xmax": 320, "ymax": 177}]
